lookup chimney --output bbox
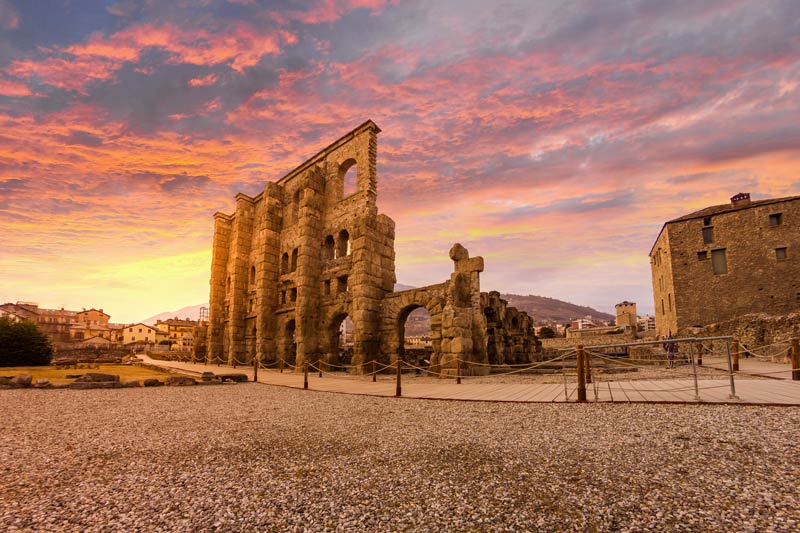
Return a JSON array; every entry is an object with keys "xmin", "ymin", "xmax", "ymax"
[{"xmin": 730, "ymin": 192, "xmax": 751, "ymax": 207}]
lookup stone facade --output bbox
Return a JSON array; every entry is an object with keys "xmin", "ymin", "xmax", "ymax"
[
  {"xmin": 650, "ymin": 193, "xmax": 800, "ymax": 337},
  {"xmin": 200, "ymin": 120, "xmax": 537, "ymax": 374},
  {"xmin": 482, "ymin": 291, "xmax": 539, "ymax": 364},
  {"xmin": 615, "ymin": 301, "xmax": 637, "ymax": 329}
]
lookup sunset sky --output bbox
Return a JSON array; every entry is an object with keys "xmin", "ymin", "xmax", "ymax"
[{"xmin": 1, "ymin": 0, "xmax": 798, "ymax": 323}]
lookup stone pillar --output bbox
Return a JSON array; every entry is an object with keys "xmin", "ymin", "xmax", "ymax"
[
  {"xmin": 294, "ymin": 169, "xmax": 325, "ymax": 368},
  {"xmin": 256, "ymin": 182, "xmax": 283, "ymax": 363},
  {"xmin": 207, "ymin": 213, "xmax": 231, "ymax": 363},
  {"xmin": 225, "ymin": 194, "xmax": 254, "ymax": 364}
]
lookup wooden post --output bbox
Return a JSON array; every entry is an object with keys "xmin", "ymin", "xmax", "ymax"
[
  {"xmin": 576, "ymin": 345, "xmax": 586, "ymax": 402},
  {"xmin": 695, "ymin": 342, "xmax": 703, "ymax": 366},
  {"xmin": 318, "ymin": 359, "xmax": 323, "ymax": 378},
  {"xmin": 395, "ymin": 358, "xmax": 402, "ymax": 397},
  {"xmin": 456, "ymin": 357, "xmax": 461, "ymax": 384},
  {"xmin": 303, "ymin": 361, "xmax": 308, "ymax": 389},
  {"xmin": 279, "ymin": 358, "xmax": 284, "ymax": 373},
  {"xmin": 732, "ymin": 339, "xmax": 740, "ymax": 372},
  {"xmin": 253, "ymin": 355, "xmax": 258, "ymax": 383},
  {"xmin": 791, "ymin": 338, "xmax": 800, "ymax": 381},
  {"xmin": 372, "ymin": 359, "xmax": 377, "ymax": 382}
]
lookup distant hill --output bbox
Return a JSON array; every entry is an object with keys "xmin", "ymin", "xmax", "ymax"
[
  {"xmin": 500, "ymin": 294, "xmax": 613, "ymax": 324},
  {"xmin": 142, "ymin": 304, "xmax": 208, "ymax": 325}
]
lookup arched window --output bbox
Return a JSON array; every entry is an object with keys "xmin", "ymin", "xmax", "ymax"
[
  {"xmin": 281, "ymin": 253, "xmax": 289, "ymax": 274},
  {"xmin": 323, "ymin": 235, "xmax": 335, "ymax": 261},
  {"xmin": 291, "ymin": 248, "xmax": 298, "ymax": 272},
  {"xmin": 336, "ymin": 229, "xmax": 350, "ymax": 258},
  {"xmin": 339, "ymin": 159, "xmax": 357, "ymax": 198}
]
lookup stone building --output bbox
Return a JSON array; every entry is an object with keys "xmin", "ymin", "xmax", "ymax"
[
  {"xmin": 650, "ymin": 192, "xmax": 800, "ymax": 337},
  {"xmin": 199, "ymin": 120, "xmax": 537, "ymax": 373},
  {"xmin": 615, "ymin": 301, "xmax": 637, "ymax": 330}
]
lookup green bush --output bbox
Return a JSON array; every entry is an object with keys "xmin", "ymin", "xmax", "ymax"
[{"xmin": 0, "ymin": 316, "xmax": 54, "ymax": 366}]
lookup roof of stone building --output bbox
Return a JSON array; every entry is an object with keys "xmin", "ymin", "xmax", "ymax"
[
  {"xmin": 666, "ymin": 195, "xmax": 800, "ymax": 224},
  {"xmin": 650, "ymin": 194, "xmax": 800, "ymax": 256}
]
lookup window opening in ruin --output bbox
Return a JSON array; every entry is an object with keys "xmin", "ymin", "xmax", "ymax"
[
  {"xmin": 776, "ymin": 247, "xmax": 787, "ymax": 261},
  {"xmin": 337, "ymin": 275, "xmax": 348, "ymax": 293},
  {"xmin": 324, "ymin": 279, "xmax": 331, "ymax": 296},
  {"xmin": 290, "ymin": 287, "xmax": 297, "ymax": 302},
  {"xmin": 226, "ymin": 275, "xmax": 231, "ymax": 292},
  {"xmin": 291, "ymin": 248, "xmax": 298, "ymax": 272},
  {"xmin": 339, "ymin": 159, "xmax": 357, "ymax": 199},
  {"xmin": 703, "ymin": 217, "xmax": 712, "ymax": 226},
  {"xmin": 668, "ymin": 293, "xmax": 672, "ymax": 311},
  {"xmin": 248, "ymin": 298, "xmax": 254, "ymax": 313},
  {"xmin": 510, "ymin": 316, "xmax": 520, "ymax": 330},
  {"xmin": 702, "ymin": 226, "xmax": 714, "ymax": 244},
  {"xmin": 284, "ymin": 319, "xmax": 297, "ymax": 364},
  {"xmin": 281, "ymin": 253, "xmax": 289, "ymax": 274},
  {"xmin": 769, "ymin": 213, "xmax": 782, "ymax": 226},
  {"xmin": 661, "ymin": 299, "xmax": 665, "ymax": 314},
  {"xmin": 711, "ymin": 249, "xmax": 727, "ymax": 275},
  {"xmin": 336, "ymin": 229, "xmax": 350, "ymax": 258},
  {"xmin": 249, "ymin": 266, "xmax": 256, "ymax": 285},
  {"xmin": 399, "ymin": 305, "xmax": 432, "ymax": 365},
  {"xmin": 697, "ymin": 251, "xmax": 708, "ymax": 260},
  {"xmin": 323, "ymin": 235, "xmax": 335, "ymax": 262}
]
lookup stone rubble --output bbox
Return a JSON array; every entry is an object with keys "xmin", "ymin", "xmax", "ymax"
[{"xmin": 1, "ymin": 385, "xmax": 797, "ymax": 532}]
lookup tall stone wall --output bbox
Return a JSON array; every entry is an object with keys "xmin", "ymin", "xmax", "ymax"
[{"xmin": 199, "ymin": 120, "xmax": 537, "ymax": 375}]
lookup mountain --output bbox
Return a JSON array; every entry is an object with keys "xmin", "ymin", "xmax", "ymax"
[
  {"xmin": 499, "ymin": 294, "xmax": 614, "ymax": 324},
  {"xmin": 141, "ymin": 304, "xmax": 208, "ymax": 325}
]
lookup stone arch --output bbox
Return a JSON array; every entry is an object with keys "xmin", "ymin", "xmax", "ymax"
[
  {"xmin": 336, "ymin": 229, "xmax": 350, "ymax": 258},
  {"xmin": 339, "ymin": 158, "xmax": 357, "ymax": 198},
  {"xmin": 381, "ymin": 288, "xmax": 446, "ymax": 368},
  {"xmin": 323, "ymin": 306, "xmax": 353, "ymax": 367},
  {"xmin": 280, "ymin": 317, "xmax": 297, "ymax": 364},
  {"xmin": 322, "ymin": 234, "xmax": 335, "ymax": 262}
]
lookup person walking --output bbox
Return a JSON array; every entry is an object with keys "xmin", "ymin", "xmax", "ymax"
[{"xmin": 663, "ymin": 332, "xmax": 677, "ymax": 369}]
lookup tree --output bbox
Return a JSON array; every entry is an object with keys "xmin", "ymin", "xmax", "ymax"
[
  {"xmin": 538, "ymin": 326, "xmax": 556, "ymax": 339},
  {"xmin": 0, "ymin": 316, "xmax": 54, "ymax": 367}
]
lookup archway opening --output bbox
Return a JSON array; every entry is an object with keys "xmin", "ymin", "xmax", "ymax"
[
  {"xmin": 339, "ymin": 159, "xmax": 357, "ymax": 198},
  {"xmin": 283, "ymin": 319, "xmax": 297, "ymax": 364},
  {"xmin": 322, "ymin": 235, "xmax": 335, "ymax": 262},
  {"xmin": 399, "ymin": 305, "xmax": 432, "ymax": 368},
  {"xmin": 328, "ymin": 313, "xmax": 353, "ymax": 367},
  {"xmin": 336, "ymin": 229, "xmax": 350, "ymax": 258}
]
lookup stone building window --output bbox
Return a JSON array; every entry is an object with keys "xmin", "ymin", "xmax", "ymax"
[
  {"xmin": 711, "ymin": 249, "xmax": 727, "ymax": 275},
  {"xmin": 339, "ymin": 159, "xmax": 357, "ymax": 198},
  {"xmin": 668, "ymin": 293, "xmax": 672, "ymax": 311},
  {"xmin": 776, "ymin": 247, "xmax": 787, "ymax": 261},
  {"xmin": 248, "ymin": 298, "xmax": 254, "ymax": 313},
  {"xmin": 281, "ymin": 253, "xmax": 289, "ymax": 274},
  {"xmin": 249, "ymin": 266, "xmax": 256, "ymax": 285},
  {"xmin": 337, "ymin": 275, "xmax": 348, "ymax": 293},
  {"xmin": 323, "ymin": 235, "xmax": 335, "ymax": 261},
  {"xmin": 291, "ymin": 248, "xmax": 298, "ymax": 272},
  {"xmin": 324, "ymin": 280, "xmax": 331, "ymax": 296},
  {"xmin": 703, "ymin": 217, "xmax": 712, "ymax": 226},
  {"xmin": 336, "ymin": 230, "xmax": 350, "ymax": 258},
  {"xmin": 697, "ymin": 251, "xmax": 708, "ymax": 260},
  {"xmin": 770, "ymin": 213, "xmax": 783, "ymax": 226},
  {"xmin": 290, "ymin": 288, "xmax": 297, "ymax": 302},
  {"xmin": 702, "ymin": 226, "xmax": 714, "ymax": 244}
]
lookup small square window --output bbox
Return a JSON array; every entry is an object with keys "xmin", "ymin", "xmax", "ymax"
[
  {"xmin": 769, "ymin": 213, "xmax": 782, "ymax": 226},
  {"xmin": 702, "ymin": 226, "xmax": 714, "ymax": 244},
  {"xmin": 703, "ymin": 217, "xmax": 712, "ymax": 226},
  {"xmin": 338, "ymin": 276, "xmax": 348, "ymax": 293},
  {"xmin": 697, "ymin": 251, "xmax": 708, "ymax": 260},
  {"xmin": 776, "ymin": 247, "xmax": 787, "ymax": 261}
]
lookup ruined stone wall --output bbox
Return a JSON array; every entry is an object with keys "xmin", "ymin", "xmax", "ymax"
[
  {"xmin": 481, "ymin": 291, "xmax": 539, "ymax": 365},
  {"xmin": 654, "ymin": 198, "xmax": 800, "ymax": 337}
]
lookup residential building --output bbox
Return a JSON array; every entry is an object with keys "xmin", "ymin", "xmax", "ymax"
[
  {"xmin": 121, "ymin": 323, "xmax": 156, "ymax": 346},
  {"xmin": 650, "ymin": 192, "xmax": 800, "ymax": 337},
  {"xmin": 154, "ymin": 317, "xmax": 197, "ymax": 350}
]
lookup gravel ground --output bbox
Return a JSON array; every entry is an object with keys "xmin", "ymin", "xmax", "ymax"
[{"xmin": 1, "ymin": 385, "xmax": 798, "ymax": 532}]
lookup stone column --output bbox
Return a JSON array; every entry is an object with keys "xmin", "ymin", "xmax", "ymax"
[
  {"xmin": 225, "ymin": 194, "xmax": 254, "ymax": 364},
  {"xmin": 207, "ymin": 213, "xmax": 231, "ymax": 363},
  {"xmin": 256, "ymin": 182, "xmax": 283, "ymax": 363}
]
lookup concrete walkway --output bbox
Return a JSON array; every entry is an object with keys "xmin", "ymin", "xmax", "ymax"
[{"xmin": 139, "ymin": 355, "xmax": 800, "ymax": 406}]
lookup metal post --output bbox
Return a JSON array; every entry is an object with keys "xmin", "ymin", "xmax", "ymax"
[
  {"xmin": 372, "ymin": 359, "xmax": 377, "ymax": 382},
  {"xmin": 791, "ymin": 338, "xmax": 800, "ymax": 381},
  {"xmin": 688, "ymin": 341, "xmax": 700, "ymax": 401},
  {"xmin": 724, "ymin": 339, "xmax": 739, "ymax": 400},
  {"xmin": 576, "ymin": 345, "xmax": 586, "ymax": 402},
  {"xmin": 584, "ymin": 350, "xmax": 592, "ymax": 385},
  {"xmin": 395, "ymin": 358, "xmax": 402, "ymax": 397},
  {"xmin": 562, "ymin": 354, "xmax": 568, "ymax": 401},
  {"xmin": 695, "ymin": 342, "xmax": 703, "ymax": 366},
  {"xmin": 303, "ymin": 361, "xmax": 308, "ymax": 390},
  {"xmin": 732, "ymin": 339, "xmax": 740, "ymax": 372},
  {"xmin": 253, "ymin": 355, "xmax": 258, "ymax": 383},
  {"xmin": 456, "ymin": 357, "xmax": 461, "ymax": 384}
]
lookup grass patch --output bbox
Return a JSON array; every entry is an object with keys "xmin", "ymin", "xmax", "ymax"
[{"xmin": 0, "ymin": 364, "xmax": 181, "ymax": 385}]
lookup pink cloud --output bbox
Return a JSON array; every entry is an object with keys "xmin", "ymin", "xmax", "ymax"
[
  {"xmin": 188, "ymin": 73, "xmax": 218, "ymax": 87},
  {"xmin": 0, "ymin": 78, "xmax": 30, "ymax": 96}
]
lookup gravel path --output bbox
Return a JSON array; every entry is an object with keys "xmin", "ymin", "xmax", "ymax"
[{"xmin": 1, "ymin": 385, "xmax": 798, "ymax": 532}]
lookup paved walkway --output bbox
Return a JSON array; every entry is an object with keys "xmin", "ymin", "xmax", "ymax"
[
  {"xmin": 139, "ymin": 355, "xmax": 800, "ymax": 406},
  {"xmin": 701, "ymin": 355, "xmax": 795, "ymax": 380}
]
